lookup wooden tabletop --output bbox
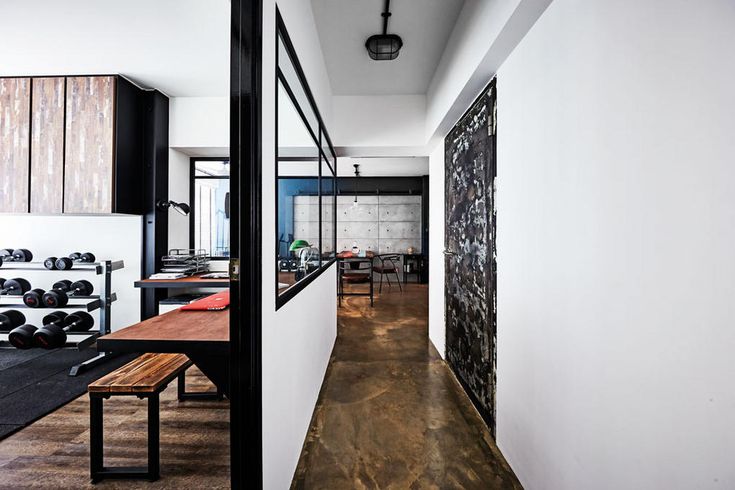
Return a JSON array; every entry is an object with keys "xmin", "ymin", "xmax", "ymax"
[
  {"xmin": 134, "ymin": 273, "xmax": 230, "ymax": 289},
  {"xmin": 97, "ymin": 307, "xmax": 229, "ymax": 355}
]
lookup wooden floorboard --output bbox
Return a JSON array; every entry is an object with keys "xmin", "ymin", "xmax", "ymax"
[{"xmin": 0, "ymin": 367, "xmax": 229, "ymax": 488}]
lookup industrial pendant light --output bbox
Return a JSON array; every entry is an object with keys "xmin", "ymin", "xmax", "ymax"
[
  {"xmin": 365, "ymin": 0, "xmax": 403, "ymax": 61},
  {"xmin": 352, "ymin": 164, "xmax": 360, "ymax": 207}
]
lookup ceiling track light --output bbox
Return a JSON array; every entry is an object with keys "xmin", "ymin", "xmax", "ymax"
[{"xmin": 365, "ymin": 0, "xmax": 403, "ymax": 61}]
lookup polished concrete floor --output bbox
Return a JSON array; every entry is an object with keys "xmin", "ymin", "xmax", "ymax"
[
  {"xmin": 292, "ymin": 283, "xmax": 521, "ymax": 489},
  {"xmin": 0, "ymin": 367, "xmax": 229, "ymax": 488}
]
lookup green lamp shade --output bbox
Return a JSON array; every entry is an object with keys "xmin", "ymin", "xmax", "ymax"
[{"xmin": 289, "ymin": 239, "xmax": 311, "ymax": 251}]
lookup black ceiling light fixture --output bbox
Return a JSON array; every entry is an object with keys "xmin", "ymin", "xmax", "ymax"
[
  {"xmin": 365, "ymin": 0, "xmax": 403, "ymax": 61},
  {"xmin": 352, "ymin": 164, "xmax": 360, "ymax": 207}
]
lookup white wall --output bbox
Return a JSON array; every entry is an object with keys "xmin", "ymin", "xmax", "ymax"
[
  {"xmin": 168, "ymin": 149, "xmax": 191, "ymax": 249},
  {"xmin": 427, "ymin": 141, "xmax": 445, "ymax": 358},
  {"xmin": 425, "ymin": 0, "xmax": 552, "ymax": 141},
  {"xmin": 0, "ymin": 214, "xmax": 142, "ymax": 332},
  {"xmin": 494, "ymin": 1, "xmax": 735, "ymax": 488},
  {"xmin": 169, "ymin": 96, "xmax": 229, "ymax": 155},
  {"xmin": 0, "ymin": 0, "xmax": 229, "ymax": 97},
  {"xmin": 262, "ymin": 1, "xmax": 338, "ymax": 488},
  {"xmin": 168, "ymin": 96, "xmax": 230, "ymax": 252}
]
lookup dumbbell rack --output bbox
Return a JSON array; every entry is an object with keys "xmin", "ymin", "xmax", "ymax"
[{"xmin": 0, "ymin": 260, "xmax": 123, "ymax": 376}]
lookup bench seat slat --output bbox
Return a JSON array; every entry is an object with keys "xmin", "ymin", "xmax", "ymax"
[{"xmin": 89, "ymin": 353, "xmax": 192, "ymax": 394}]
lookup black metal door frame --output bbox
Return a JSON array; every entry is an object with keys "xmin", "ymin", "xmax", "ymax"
[{"xmin": 230, "ymin": 0, "xmax": 263, "ymax": 488}]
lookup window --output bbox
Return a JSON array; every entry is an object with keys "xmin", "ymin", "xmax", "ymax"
[
  {"xmin": 191, "ymin": 158, "xmax": 230, "ymax": 258},
  {"xmin": 276, "ymin": 12, "xmax": 337, "ymax": 308}
]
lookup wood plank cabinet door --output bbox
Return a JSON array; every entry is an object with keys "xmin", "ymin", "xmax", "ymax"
[
  {"xmin": 0, "ymin": 78, "xmax": 31, "ymax": 213},
  {"xmin": 64, "ymin": 76, "xmax": 115, "ymax": 214},
  {"xmin": 30, "ymin": 77, "xmax": 65, "ymax": 213}
]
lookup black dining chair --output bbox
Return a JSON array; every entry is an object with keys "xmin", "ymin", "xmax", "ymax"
[
  {"xmin": 337, "ymin": 257, "xmax": 374, "ymax": 307},
  {"xmin": 372, "ymin": 254, "xmax": 402, "ymax": 293}
]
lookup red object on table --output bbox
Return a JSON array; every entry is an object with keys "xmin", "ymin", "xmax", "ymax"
[
  {"xmin": 181, "ymin": 290, "xmax": 230, "ymax": 311},
  {"xmin": 337, "ymin": 250, "xmax": 375, "ymax": 259}
]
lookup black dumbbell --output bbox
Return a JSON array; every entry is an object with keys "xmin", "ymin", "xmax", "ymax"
[
  {"xmin": 52, "ymin": 252, "xmax": 96, "ymax": 271},
  {"xmin": 0, "ymin": 310, "xmax": 26, "ymax": 331},
  {"xmin": 33, "ymin": 311, "xmax": 94, "ymax": 349},
  {"xmin": 0, "ymin": 249, "xmax": 33, "ymax": 267},
  {"xmin": 0, "ymin": 278, "xmax": 31, "ymax": 296},
  {"xmin": 8, "ymin": 311, "xmax": 66, "ymax": 350},
  {"xmin": 10, "ymin": 311, "xmax": 66, "ymax": 349},
  {"xmin": 40, "ymin": 280, "xmax": 94, "ymax": 308}
]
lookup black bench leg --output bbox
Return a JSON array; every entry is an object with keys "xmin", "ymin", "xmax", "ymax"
[
  {"xmin": 89, "ymin": 393, "xmax": 160, "ymax": 483},
  {"xmin": 148, "ymin": 393, "xmax": 160, "ymax": 481},
  {"xmin": 90, "ymin": 396, "xmax": 104, "ymax": 482}
]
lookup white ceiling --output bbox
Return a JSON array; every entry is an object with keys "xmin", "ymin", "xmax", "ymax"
[
  {"xmin": 311, "ymin": 0, "xmax": 464, "ymax": 96},
  {"xmin": 0, "ymin": 0, "xmax": 229, "ymax": 97}
]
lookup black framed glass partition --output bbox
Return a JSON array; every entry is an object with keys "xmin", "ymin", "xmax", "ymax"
[{"xmin": 276, "ymin": 11, "xmax": 337, "ymax": 308}]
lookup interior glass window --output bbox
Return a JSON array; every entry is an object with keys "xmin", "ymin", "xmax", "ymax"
[
  {"xmin": 277, "ymin": 79, "xmax": 321, "ymax": 295},
  {"xmin": 276, "ymin": 17, "xmax": 337, "ymax": 308},
  {"xmin": 192, "ymin": 160, "xmax": 230, "ymax": 258},
  {"xmin": 321, "ymin": 154, "xmax": 335, "ymax": 265}
]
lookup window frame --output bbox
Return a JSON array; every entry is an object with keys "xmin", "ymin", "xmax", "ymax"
[
  {"xmin": 189, "ymin": 156, "xmax": 231, "ymax": 260},
  {"xmin": 275, "ymin": 9, "xmax": 337, "ymax": 310}
]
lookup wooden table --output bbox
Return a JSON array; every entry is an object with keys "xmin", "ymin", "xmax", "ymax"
[
  {"xmin": 97, "ymin": 308, "xmax": 229, "ymax": 395},
  {"xmin": 134, "ymin": 274, "xmax": 230, "ymax": 289}
]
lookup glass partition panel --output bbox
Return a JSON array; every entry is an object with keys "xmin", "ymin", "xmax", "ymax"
[
  {"xmin": 278, "ymin": 32, "xmax": 319, "ymax": 139},
  {"xmin": 277, "ymin": 78, "xmax": 321, "ymax": 296},
  {"xmin": 276, "ymin": 13, "xmax": 337, "ymax": 308},
  {"xmin": 321, "ymin": 154, "xmax": 335, "ymax": 265}
]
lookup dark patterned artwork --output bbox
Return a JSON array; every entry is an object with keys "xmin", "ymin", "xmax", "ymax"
[{"xmin": 444, "ymin": 79, "xmax": 497, "ymax": 435}]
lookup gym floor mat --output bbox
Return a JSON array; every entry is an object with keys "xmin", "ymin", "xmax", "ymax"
[{"xmin": 0, "ymin": 349, "xmax": 137, "ymax": 440}]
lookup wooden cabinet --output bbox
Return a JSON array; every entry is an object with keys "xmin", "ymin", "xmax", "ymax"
[
  {"xmin": 0, "ymin": 78, "xmax": 31, "ymax": 213},
  {"xmin": 64, "ymin": 76, "xmax": 116, "ymax": 213},
  {"xmin": 30, "ymin": 77, "xmax": 66, "ymax": 213},
  {"xmin": 0, "ymin": 74, "xmax": 148, "ymax": 215}
]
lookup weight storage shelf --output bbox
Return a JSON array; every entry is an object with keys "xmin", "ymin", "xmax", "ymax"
[
  {"xmin": 0, "ymin": 260, "xmax": 124, "ymax": 376},
  {"xmin": 0, "ymin": 260, "xmax": 124, "ymax": 274},
  {"xmin": 0, "ymin": 331, "xmax": 99, "ymax": 351},
  {"xmin": 0, "ymin": 293, "xmax": 118, "ymax": 312}
]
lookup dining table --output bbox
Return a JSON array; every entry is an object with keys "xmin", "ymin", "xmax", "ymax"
[{"xmin": 96, "ymin": 307, "xmax": 230, "ymax": 396}]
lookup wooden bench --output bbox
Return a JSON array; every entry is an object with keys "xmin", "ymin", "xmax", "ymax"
[{"xmin": 88, "ymin": 353, "xmax": 192, "ymax": 483}]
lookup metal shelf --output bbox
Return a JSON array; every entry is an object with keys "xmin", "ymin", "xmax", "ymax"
[
  {"xmin": 0, "ymin": 293, "xmax": 117, "ymax": 312},
  {"xmin": 0, "ymin": 260, "xmax": 124, "ymax": 274},
  {"xmin": 0, "ymin": 331, "xmax": 99, "ymax": 351}
]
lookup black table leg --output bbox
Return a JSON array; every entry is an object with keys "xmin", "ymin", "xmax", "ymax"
[{"xmin": 186, "ymin": 353, "xmax": 230, "ymax": 398}]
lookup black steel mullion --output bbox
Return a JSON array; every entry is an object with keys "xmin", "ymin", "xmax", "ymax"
[{"xmin": 230, "ymin": 0, "xmax": 263, "ymax": 487}]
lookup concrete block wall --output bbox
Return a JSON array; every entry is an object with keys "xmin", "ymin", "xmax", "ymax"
[{"xmin": 293, "ymin": 194, "xmax": 422, "ymax": 255}]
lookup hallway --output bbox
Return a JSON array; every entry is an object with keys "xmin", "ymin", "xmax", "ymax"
[{"xmin": 291, "ymin": 284, "xmax": 521, "ymax": 489}]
